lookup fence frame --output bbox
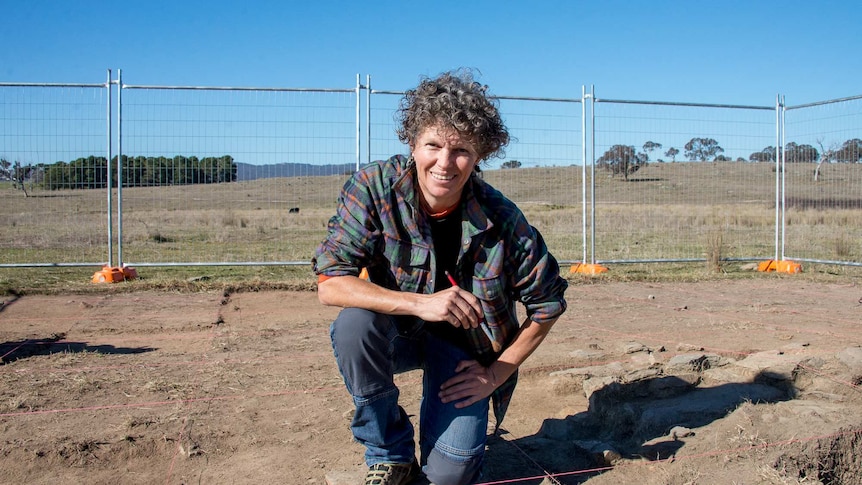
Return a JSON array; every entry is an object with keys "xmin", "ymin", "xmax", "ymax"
[
  {"xmin": 0, "ymin": 74, "xmax": 113, "ymax": 268},
  {"xmin": 2, "ymin": 71, "xmax": 861, "ymax": 270},
  {"xmin": 783, "ymin": 93, "xmax": 862, "ymax": 268},
  {"xmin": 589, "ymin": 94, "xmax": 781, "ymax": 265}
]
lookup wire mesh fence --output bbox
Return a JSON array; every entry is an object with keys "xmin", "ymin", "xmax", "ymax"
[
  {"xmin": 784, "ymin": 95, "xmax": 862, "ymax": 266},
  {"xmin": 0, "ymin": 82, "xmax": 111, "ymax": 266},
  {"xmin": 368, "ymin": 88, "xmax": 585, "ymax": 262},
  {"xmin": 1, "ymin": 72, "xmax": 860, "ymax": 270},
  {"xmin": 118, "ymin": 84, "xmax": 358, "ymax": 265},
  {"xmin": 591, "ymin": 97, "xmax": 779, "ymax": 265}
]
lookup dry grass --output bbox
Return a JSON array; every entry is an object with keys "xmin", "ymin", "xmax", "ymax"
[{"xmin": 1, "ymin": 162, "xmax": 860, "ymax": 291}]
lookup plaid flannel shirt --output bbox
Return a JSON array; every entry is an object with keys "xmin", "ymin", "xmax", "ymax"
[{"xmin": 313, "ymin": 154, "xmax": 568, "ymax": 425}]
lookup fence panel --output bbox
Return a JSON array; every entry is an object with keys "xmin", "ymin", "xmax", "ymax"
[
  {"xmin": 119, "ymin": 85, "xmax": 357, "ymax": 265},
  {"xmin": 592, "ymin": 99, "xmax": 778, "ymax": 264},
  {"xmin": 5, "ymin": 70, "xmax": 859, "ymax": 271},
  {"xmin": 0, "ymin": 82, "xmax": 110, "ymax": 267},
  {"xmin": 784, "ymin": 96, "xmax": 862, "ymax": 266},
  {"xmin": 368, "ymin": 89, "xmax": 585, "ymax": 262}
]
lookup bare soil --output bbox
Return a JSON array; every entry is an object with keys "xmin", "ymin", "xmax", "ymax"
[{"xmin": 1, "ymin": 279, "xmax": 861, "ymax": 484}]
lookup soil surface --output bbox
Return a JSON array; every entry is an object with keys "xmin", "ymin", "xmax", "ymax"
[{"xmin": 1, "ymin": 279, "xmax": 861, "ymax": 484}]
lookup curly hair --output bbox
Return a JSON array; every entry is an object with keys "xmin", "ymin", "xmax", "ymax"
[{"xmin": 396, "ymin": 69, "xmax": 509, "ymax": 161}]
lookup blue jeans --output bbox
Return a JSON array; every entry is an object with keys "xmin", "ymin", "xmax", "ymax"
[{"xmin": 330, "ymin": 308, "xmax": 487, "ymax": 485}]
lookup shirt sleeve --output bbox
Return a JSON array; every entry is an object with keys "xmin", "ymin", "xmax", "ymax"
[
  {"xmin": 511, "ymin": 219, "xmax": 568, "ymax": 324},
  {"xmin": 312, "ymin": 170, "xmax": 380, "ymax": 277}
]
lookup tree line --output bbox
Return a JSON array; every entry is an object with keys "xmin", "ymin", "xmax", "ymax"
[
  {"xmin": 595, "ymin": 137, "xmax": 862, "ymax": 180},
  {"xmin": 1, "ymin": 155, "xmax": 237, "ymax": 191}
]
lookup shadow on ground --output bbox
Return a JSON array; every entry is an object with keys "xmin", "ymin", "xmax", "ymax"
[
  {"xmin": 482, "ymin": 372, "xmax": 794, "ymax": 484},
  {"xmin": 1, "ymin": 333, "xmax": 156, "ymax": 364}
]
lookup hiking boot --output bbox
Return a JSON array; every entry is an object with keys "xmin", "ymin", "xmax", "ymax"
[{"xmin": 364, "ymin": 460, "xmax": 420, "ymax": 485}]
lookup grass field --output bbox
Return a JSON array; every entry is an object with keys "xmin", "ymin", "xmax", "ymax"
[{"xmin": 2, "ymin": 161, "xmax": 860, "ymax": 292}]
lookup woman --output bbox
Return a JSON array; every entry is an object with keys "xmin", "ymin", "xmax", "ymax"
[{"xmin": 313, "ymin": 70, "xmax": 568, "ymax": 485}]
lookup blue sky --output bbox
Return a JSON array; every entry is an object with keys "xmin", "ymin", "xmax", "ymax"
[{"xmin": 3, "ymin": 0, "xmax": 860, "ymax": 106}]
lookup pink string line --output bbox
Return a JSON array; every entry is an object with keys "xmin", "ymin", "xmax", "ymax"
[
  {"xmin": 164, "ymin": 415, "xmax": 189, "ymax": 485},
  {"xmin": 4, "ymin": 290, "xmax": 859, "ymax": 482},
  {"xmin": 164, "ymin": 305, "xmax": 222, "ymax": 485},
  {"xmin": 1, "ymin": 352, "xmax": 333, "ymax": 376},
  {"xmin": 1, "ymin": 342, "xmax": 28, "ymax": 361}
]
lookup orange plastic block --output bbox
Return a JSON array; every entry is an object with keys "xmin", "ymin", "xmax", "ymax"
[
  {"xmin": 91, "ymin": 265, "xmax": 138, "ymax": 284},
  {"xmin": 569, "ymin": 263, "xmax": 609, "ymax": 275},
  {"xmin": 757, "ymin": 260, "xmax": 802, "ymax": 274}
]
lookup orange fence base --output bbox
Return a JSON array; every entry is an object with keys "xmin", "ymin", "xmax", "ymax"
[
  {"xmin": 92, "ymin": 265, "xmax": 138, "ymax": 284},
  {"xmin": 757, "ymin": 260, "xmax": 802, "ymax": 274},
  {"xmin": 569, "ymin": 263, "xmax": 609, "ymax": 275}
]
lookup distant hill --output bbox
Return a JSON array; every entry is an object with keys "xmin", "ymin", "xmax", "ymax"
[{"xmin": 236, "ymin": 162, "xmax": 355, "ymax": 181}]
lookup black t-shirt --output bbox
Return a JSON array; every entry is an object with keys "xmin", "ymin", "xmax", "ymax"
[{"xmin": 428, "ymin": 208, "xmax": 469, "ymax": 348}]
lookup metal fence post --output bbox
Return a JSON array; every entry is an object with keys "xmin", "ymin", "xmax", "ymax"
[
  {"xmin": 366, "ymin": 75, "xmax": 371, "ymax": 167},
  {"xmin": 106, "ymin": 69, "xmax": 114, "ymax": 268},
  {"xmin": 117, "ymin": 69, "xmax": 124, "ymax": 266},
  {"xmin": 355, "ymin": 74, "xmax": 361, "ymax": 172}
]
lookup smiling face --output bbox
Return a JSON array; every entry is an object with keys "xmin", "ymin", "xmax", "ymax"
[{"xmin": 411, "ymin": 124, "xmax": 480, "ymax": 213}]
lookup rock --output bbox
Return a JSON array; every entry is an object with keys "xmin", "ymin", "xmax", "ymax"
[
  {"xmin": 836, "ymin": 347, "xmax": 862, "ymax": 372},
  {"xmin": 538, "ymin": 417, "xmax": 576, "ymax": 440},
  {"xmin": 701, "ymin": 366, "xmax": 751, "ymax": 384},
  {"xmin": 676, "ymin": 343, "xmax": 704, "ymax": 352},
  {"xmin": 629, "ymin": 352, "xmax": 659, "ymax": 367},
  {"xmin": 666, "ymin": 353, "xmax": 727, "ymax": 373},
  {"xmin": 622, "ymin": 341, "xmax": 650, "ymax": 354},
  {"xmin": 648, "ymin": 374, "xmax": 699, "ymax": 398},
  {"xmin": 573, "ymin": 439, "xmax": 623, "ymax": 465},
  {"xmin": 669, "ymin": 426, "xmax": 695, "ymax": 439},
  {"xmin": 735, "ymin": 350, "xmax": 806, "ymax": 382},
  {"xmin": 550, "ymin": 362, "xmax": 625, "ymax": 379},
  {"xmin": 582, "ymin": 376, "xmax": 619, "ymax": 400},
  {"xmin": 623, "ymin": 367, "xmax": 663, "ymax": 383}
]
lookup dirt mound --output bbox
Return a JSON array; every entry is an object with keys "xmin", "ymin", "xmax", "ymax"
[{"xmin": 774, "ymin": 429, "xmax": 862, "ymax": 485}]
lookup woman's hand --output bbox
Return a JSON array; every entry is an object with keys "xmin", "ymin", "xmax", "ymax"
[
  {"xmin": 438, "ymin": 360, "xmax": 498, "ymax": 408},
  {"xmin": 416, "ymin": 287, "xmax": 483, "ymax": 329}
]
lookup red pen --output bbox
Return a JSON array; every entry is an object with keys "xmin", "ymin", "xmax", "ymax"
[{"xmin": 444, "ymin": 270, "xmax": 500, "ymax": 352}]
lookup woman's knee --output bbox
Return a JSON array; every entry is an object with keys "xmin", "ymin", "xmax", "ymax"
[
  {"xmin": 423, "ymin": 446, "xmax": 484, "ymax": 485},
  {"xmin": 330, "ymin": 308, "xmax": 391, "ymax": 355}
]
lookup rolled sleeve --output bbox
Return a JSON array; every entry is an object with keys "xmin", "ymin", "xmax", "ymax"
[{"xmin": 513, "ymin": 223, "xmax": 568, "ymax": 324}]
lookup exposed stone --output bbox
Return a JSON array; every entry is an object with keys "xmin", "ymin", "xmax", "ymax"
[
  {"xmin": 669, "ymin": 426, "xmax": 695, "ymax": 439},
  {"xmin": 582, "ymin": 376, "xmax": 620, "ymax": 400},
  {"xmin": 623, "ymin": 367, "xmax": 663, "ymax": 383},
  {"xmin": 836, "ymin": 347, "xmax": 862, "ymax": 372},
  {"xmin": 573, "ymin": 439, "xmax": 622, "ymax": 465},
  {"xmin": 648, "ymin": 374, "xmax": 699, "ymax": 398},
  {"xmin": 538, "ymin": 417, "xmax": 577, "ymax": 441},
  {"xmin": 629, "ymin": 351, "xmax": 659, "ymax": 367},
  {"xmin": 550, "ymin": 362, "xmax": 625, "ymax": 379},
  {"xmin": 666, "ymin": 353, "xmax": 727, "ymax": 373},
  {"xmin": 702, "ymin": 366, "xmax": 752, "ymax": 384},
  {"xmin": 735, "ymin": 350, "xmax": 806, "ymax": 382},
  {"xmin": 622, "ymin": 341, "xmax": 650, "ymax": 354}
]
